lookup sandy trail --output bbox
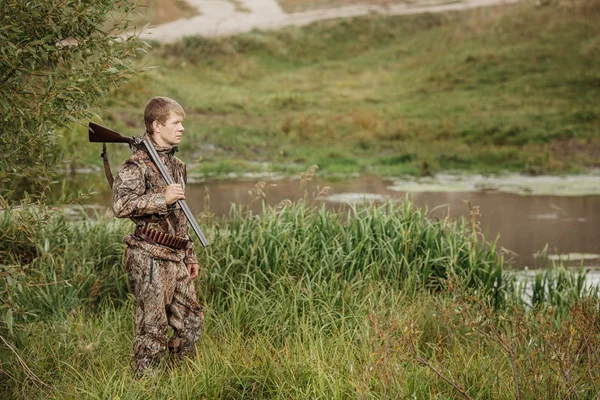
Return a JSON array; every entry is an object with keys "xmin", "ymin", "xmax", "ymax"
[{"xmin": 138, "ymin": 0, "xmax": 519, "ymax": 42}]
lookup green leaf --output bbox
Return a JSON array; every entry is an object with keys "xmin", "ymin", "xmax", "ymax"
[{"xmin": 5, "ymin": 308, "xmax": 14, "ymax": 335}]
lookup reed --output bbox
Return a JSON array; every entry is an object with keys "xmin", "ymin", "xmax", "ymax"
[{"xmin": 200, "ymin": 199, "xmax": 514, "ymax": 309}]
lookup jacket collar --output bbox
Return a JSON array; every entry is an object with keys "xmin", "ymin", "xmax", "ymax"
[{"xmin": 141, "ymin": 132, "xmax": 179, "ymax": 156}]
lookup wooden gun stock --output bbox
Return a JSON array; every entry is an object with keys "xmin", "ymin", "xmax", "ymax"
[{"xmin": 89, "ymin": 122, "xmax": 134, "ymax": 145}]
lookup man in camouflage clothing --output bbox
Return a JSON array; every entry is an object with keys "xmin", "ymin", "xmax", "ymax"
[{"xmin": 113, "ymin": 96, "xmax": 203, "ymax": 375}]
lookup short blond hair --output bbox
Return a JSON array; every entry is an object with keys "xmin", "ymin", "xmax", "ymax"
[{"xmin": 144, "ymin": 97, "xmax": 186, "ymax": 134}]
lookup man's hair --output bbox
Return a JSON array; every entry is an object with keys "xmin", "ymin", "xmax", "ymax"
[{"xmin": 144, "ymin": 96, "xmax": 186, "ymax": 134}]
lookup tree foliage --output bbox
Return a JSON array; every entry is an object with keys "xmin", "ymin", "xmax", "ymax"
[{"xmin": 0, "ymin": 0, "xmax": 143, "ymax": 197}]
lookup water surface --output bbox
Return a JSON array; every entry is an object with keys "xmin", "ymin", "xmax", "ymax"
[{"xmin": 80, "ymin": 173, "xmax": 600, "ymax": 269}]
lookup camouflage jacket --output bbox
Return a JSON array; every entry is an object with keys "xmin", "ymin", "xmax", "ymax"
[{"xmin": 113, "ymin": 136, "xmax": 198, "ymax": 264}]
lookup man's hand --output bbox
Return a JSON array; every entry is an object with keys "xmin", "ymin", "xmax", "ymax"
[
  {"xmin": 187, "ymin": 263, "xmax": 199, "ymax": 279},
  {"xmin": 165, "ymin": 184, "xmax": 185, "ymax": 205}
]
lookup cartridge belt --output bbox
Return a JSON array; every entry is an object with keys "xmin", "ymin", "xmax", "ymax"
[{"xmin": 134, "ymin": 226, "xmax": 188, "ymax": 250}]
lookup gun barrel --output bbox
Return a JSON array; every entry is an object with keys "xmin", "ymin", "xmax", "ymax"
[
  {"xmin": 87, "ymin": 121, "xmax": 210, "ymax": 248},
  {"xmin": 141, "ymin": 138, "xmax": 210, "ymax": 248},
  {"xmin": 89, "ymin": 122, "xmax": 134, "ymax": 144}
]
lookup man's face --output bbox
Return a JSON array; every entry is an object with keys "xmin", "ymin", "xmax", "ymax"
[{"xmin": 152, "ymin": 112, "xmax": 184, "ymax": 147}]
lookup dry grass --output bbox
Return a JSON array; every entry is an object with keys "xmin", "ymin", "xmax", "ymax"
[
  {"xmin": 278, "ymin": 0, "xmax": 438, "ymax": 13},
  {"xmin": 132, "ymin": 0, "xmax": 198, "ymax": 27}
]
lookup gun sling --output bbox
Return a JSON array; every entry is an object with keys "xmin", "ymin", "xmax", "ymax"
[{"xmin": 100, "ymin": 143, "xmax": 114, "ymax": 188}]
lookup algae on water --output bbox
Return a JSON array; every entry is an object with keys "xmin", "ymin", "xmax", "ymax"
[{"xmin": 387, "ymin": 172, "xmax": 600, "ymax": 196}]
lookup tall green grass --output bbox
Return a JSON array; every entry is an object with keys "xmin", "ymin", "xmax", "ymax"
[
  {"xmin": 0, "ymin": 206, "xmax": 131, "ymax": 326},
  {"xmin": 1, "ymin": 196, "xmax": 598, "ymax": 398},
  {"xmin": 203, "ymin": 200, "xmax": 513, "ymax": 311}
]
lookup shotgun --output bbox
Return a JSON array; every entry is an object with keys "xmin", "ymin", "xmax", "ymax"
[{"xmin": 88, "ymin": 122, "xmax": 209, "ymax": 248}]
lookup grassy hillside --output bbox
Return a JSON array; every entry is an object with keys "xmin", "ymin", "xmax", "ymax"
[{"xmin": 69, "ymin": 0, "xmax": 600, "ymax": 178}]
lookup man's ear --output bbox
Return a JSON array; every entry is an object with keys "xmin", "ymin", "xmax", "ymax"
[{"xmin": 152, "ymin": 120, "xmax": 161, "ymax": 133}]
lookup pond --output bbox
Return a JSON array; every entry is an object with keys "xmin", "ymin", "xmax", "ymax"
[{"xmin": 75, "ymin": 171, "xmax": 600, "ymax": 270}]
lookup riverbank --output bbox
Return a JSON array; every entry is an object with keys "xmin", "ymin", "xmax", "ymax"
[{"xmin": 63, "ymin": 0, "xmax": 600, "ymax": 178}]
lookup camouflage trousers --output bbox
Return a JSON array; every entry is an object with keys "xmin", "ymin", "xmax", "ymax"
[{"xmin": 124, "ymin": 245, "xmax": 204, "ymax": 374}]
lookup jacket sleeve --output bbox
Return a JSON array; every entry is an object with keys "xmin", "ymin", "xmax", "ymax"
[
  {"xmin": 112, "ymin": 159, "xmax": 169, "ymax": 218},
  {"xmin": 184, "ymin": 241, "xmax": 198, "ymax": 265}
]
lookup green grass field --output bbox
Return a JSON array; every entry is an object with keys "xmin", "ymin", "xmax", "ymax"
[
  {"xmin": 66, "ymin": 0, "xmax": 600, "ymax": 179},
  {"xmin": 3, "ymin": 3, "xmax": 600, "ymax": 398},
  {"xmin": 1, "ymin": 192, "xmax": 598, "ymax": 398}
]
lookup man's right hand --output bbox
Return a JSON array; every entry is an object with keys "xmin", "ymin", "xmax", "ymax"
[{"xmin": 165, "ymin": 184, "xmax": 185, "ymax": 205}]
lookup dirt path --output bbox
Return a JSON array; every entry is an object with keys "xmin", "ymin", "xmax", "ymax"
[{"xmin": 139, "ymin": 0, "xmax": 519, "ymax": 42}]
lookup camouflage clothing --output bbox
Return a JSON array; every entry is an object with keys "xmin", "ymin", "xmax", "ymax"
[{"xmin": 113, "ymin": 136, "xmax": 203, "ymax": 374}]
